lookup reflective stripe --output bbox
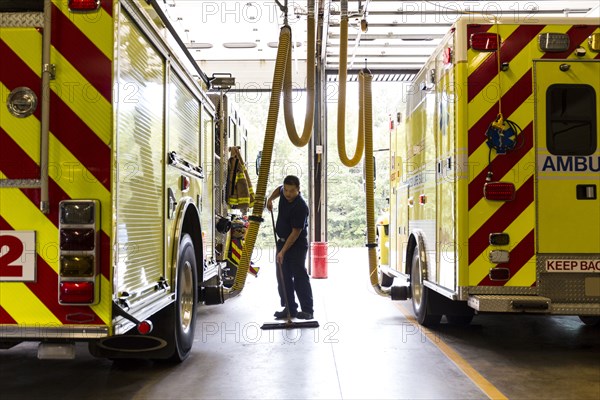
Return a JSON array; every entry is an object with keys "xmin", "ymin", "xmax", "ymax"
[
  {"xmin": 468, "ymin": 125, "xmax": 534, "ymax": 212},
  {"xmin": 2, "ymin": 32, "xmax": 112, "ymax": 146},
  {"xmin": 53, "ymin": 1, "xmax": 114, "ymax": 61},
  {"xmin": 0, "ymin": 175, "xmax": 59, "ymax": 274},
  {"xmin": 1, "ymin": 84, "xmax": 111, "ymax": 235},
  {"xmin": 468, "ymin": 205, "xmax": 535, "ymax": 286},
  {"xmin": 0, "ymin": 282, "xmax": 61, "ymax": 324},
  {"xmin": 467, "ymin": 24, "xmax": 539, "ymax": 102},
  {"xmin": 229, "ymin": 240, "xmax": 242, "ymax": 264},
  {"xmin": 0, "ymin": 39, "xmax": 112, "ymax": 189},
  {"xmin": 51, "ymin": 3, "xmax": 112, "ymax": 102},
  {"xmin": 477, "ymin": 231, "xmax": 535, "ymax": 287}
]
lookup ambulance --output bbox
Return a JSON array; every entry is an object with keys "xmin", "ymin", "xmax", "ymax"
[
  {"xmin": 0, "ymin": 0, "xmax": 230, "ymax": 360},
  {"xmin": 379, "ymin": 16, "xmax": 600, "ymax": 326}
]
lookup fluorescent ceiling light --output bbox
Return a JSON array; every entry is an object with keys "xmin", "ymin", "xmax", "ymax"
[
  {"xmin": 267, "ymin": 41, "xmax": 303, "ymax": 48},
  {"xmin": 223, "ymin": 42, "xmax": 257, "ymax": 49},
  {"xmin": 186, "ymin": 43, "xmax": 213, "ymax": 49}
]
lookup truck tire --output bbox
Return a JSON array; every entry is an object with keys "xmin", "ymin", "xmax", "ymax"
[
  {"xmin": 410, "ymin": 242, "xmax": 441, "ymax": 326},
  {"xmin": 169, "ymin": 234, "xmax": 198, "ymax": 362}
]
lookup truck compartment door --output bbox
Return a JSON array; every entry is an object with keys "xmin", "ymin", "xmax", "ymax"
[{"xmin": 534, "ymin": 60, "xmax": 600, "ymax": 254}]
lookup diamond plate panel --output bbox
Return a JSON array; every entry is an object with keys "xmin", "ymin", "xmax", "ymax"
[
  {"xmin": 550, "ymin": 303, "xmax": 600, "ymax": 315},
  {"xmin": 537, "ymin": 254, "xmax": 600, "ymax": 303},
  {"xmin": 0, "ymin": 12, "xmax": 43, "ymax": 27},
  {"xmin": 468, "ymin": 295, "xmax": 551, "ymax": 312},
  {"xmin": 466, "ymin": 285, "xmax": 536, "ymax": 296}
]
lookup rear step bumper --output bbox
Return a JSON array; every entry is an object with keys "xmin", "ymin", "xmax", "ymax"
[{"xmin": 468, "ymin": 295, "xmax": 600, "ymax": 315}]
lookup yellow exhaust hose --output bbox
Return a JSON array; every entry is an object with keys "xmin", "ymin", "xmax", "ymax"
[
  {"xmin": 361, "ymin": 70, "xmax": 390, "ymax": 297},
  {"xmin": 224, "ymin": 1, "xmax": 317, "ymax": 298},
  {"xmin": 283, "ymin": 0, "xmax": 316, "ymax": 147},
  {"xmin": 224, "ymin": 26, "xmax": 292, "ymax": 298},
  {"xmin": 337, "ymin": 3, "xmax": 364, "ymax": 167},
  {"xmin": 335, "ymin": 1, "xmax": 387, "ymax": 296}
]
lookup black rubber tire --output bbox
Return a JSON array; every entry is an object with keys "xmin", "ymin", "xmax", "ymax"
[
  {"xmin": 169, "ymin": 234, "xmax": 198, "ymax": 362},
  {"xmin": 578, "ymin": 316, "xmax": 600, "ymax": 327},
  {"xmin": 410, "ymin": 243, "xmax": 441, "ymax": 326}
]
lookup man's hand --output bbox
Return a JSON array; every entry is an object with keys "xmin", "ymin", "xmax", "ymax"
[
  {"xmin": 276, "ymin": 250, "xmax": 285, "ymax": 267},
  {"xmin": 266, "ymin": 185, "xmax": 282, "ymax": 213}
]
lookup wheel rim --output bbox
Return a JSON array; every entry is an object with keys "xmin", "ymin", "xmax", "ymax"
[
  {"xmin": 411, "ymin": 250, "xmax": 423, "ymax": 310},
  {"xmin": 179, "ymin": 260, "xmax": 194, "ymax": 334}
]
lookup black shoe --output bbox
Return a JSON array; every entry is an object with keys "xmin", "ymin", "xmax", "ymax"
[
  {"xmin": 274, "ymin": 309, "xmax": 297, "ymax": 320},
  {"xmin": 296, "ymin": 311, "xmax": 313, "ymax": 320}
]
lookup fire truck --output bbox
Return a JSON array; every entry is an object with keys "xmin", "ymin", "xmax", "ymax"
[
  {"xmin": 379, "ymin": 16, "xmax": 600, "ymax": 326},
  {"xmin": 0, "ymin": 0, "xmax": 237, "ymax": 360}
]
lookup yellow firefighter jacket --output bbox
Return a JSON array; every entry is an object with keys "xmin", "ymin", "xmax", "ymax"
[{"xmin": 226, "ymin": 146, "xmax": 255, "ymax": 213}]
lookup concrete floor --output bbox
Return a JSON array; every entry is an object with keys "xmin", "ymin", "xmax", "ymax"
[{"xmin": 1, "ymin": 248, "xmax": 599, "ymax": 399}]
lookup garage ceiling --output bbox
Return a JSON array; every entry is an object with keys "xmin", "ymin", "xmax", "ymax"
[{"xmin": 158, "ymin": 0, "xmax": 600, "ymax": 88}]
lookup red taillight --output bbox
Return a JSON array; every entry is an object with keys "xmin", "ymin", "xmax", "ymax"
[
  {"xmin": 60, "ymin": 228, "xmax": 95, "ymax": 250},
  {"xmin": 137, "ymin": 320, "xmax": 154, "ymax": 335},
  {"xmin": 60, "ymin": 282, "xmax": 95, "ymax": 304},
  {"xmin": 484, "ymin": 182, "xmax": 515, "ymax": 201},
  {"xmin": 443, "ymin": 47, "xmax": 452, "ymax": 64},
  {"xmin": 470, "ymin": 33, "xmax": 501, "ymax": 51},
  {"xmin": 68, "ymin": 0, "xmax": 100, "ymax": 11},
  {"xmin": 181, "ymin": 175, "xmax": 190, "ymax": 192},
  {"xmin": 58, "ymin": 200, "xmax": 99, "ymax": 305}
]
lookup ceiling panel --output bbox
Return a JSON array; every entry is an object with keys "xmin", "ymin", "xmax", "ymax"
[{"xmin": 158, "ymin": 1, "xmax": 600, "ymax": 87}]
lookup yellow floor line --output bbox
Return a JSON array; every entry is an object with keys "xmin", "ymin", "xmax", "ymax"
[{"xmin": 396, "ymin": 303, "xmax": 508, "ymax": 400}]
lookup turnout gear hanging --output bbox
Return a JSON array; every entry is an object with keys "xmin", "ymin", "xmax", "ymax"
[{"xmin": 226, "ymin": 146, "xmax": 255, "ymax": 213}]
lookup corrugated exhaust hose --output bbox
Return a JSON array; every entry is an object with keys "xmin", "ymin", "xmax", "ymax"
[
  {"xmin": 337, "ymin": 0, "xmax": 364, "ymax": 167},
  {"xmin": 337, "ymin": 0, "xmax": 389, "ymax": 297},
  {"xmin": 361, "ymin": 70, "xmax": 389, "ymax": 297},
  {"xmin": 224, "ymin": 0, "xmax": 316, "ymax": 299},
  {"xmin": 283, "ymin": 0, "xmax": 316, "ymax": 147},
  {"xmin": 224, "ymin": 26, "xmax": 290, "ymax": 299}
]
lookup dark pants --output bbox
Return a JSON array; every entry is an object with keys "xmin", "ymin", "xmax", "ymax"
[{"xmin": 276, "ymin": 240, "xmax": 313, "ymax": 314}]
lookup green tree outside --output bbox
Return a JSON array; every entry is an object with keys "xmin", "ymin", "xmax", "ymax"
[{"xmin": 233, "ymin": 81, "xmax": 406, "ymax": 253}]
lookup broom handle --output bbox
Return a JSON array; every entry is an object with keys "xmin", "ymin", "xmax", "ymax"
[
  {"xmin": 272, "ymin": 209, "xmax": 293, "ymax": 320},
  {"xmin": 270, "ymin": 209, "xmax": 278, "ymax": 244}
]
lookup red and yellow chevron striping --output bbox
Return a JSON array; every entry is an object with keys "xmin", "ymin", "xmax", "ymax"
[
  {"xmin": 466, "ymin": 22, "xmax": 599, "ymax": 287},
  {"xmin": 465, "ymin": 22, "xmax": 599, "ymax": 287},
  {"xmin": 51, "ymin": 4, "xmax": 113, "ymax": 102},
  {"xmin": 1, "ymin": 1, "xmax": 115, "ymax": 327},
  {"xmin": 467, "ymin": 24, "xmax": 544, "ymax": 103}
]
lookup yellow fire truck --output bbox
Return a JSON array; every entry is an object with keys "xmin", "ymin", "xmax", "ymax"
[
  {"xmin": 379, "ymin": 16, "xmax": 600, "ymax": 326},
  {"xmin": 0, "ymin": 0, "xmax": 236, "ymax": 360}
]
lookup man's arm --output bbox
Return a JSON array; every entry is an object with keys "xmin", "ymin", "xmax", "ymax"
[
  {"xmin": 266, "ymin": 185, "xmax": 282, "ymax": 212},
  {"xmin": 276, "ymin": 227, "xmax": 302, "ymax": 266}
]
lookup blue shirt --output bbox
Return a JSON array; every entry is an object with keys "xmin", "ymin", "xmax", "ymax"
[{"xmin": 276, "ymin": 188, "xmax": 309, "ymax": 249}]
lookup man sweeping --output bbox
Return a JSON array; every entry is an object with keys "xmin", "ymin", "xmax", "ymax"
[{"xmin": 266, "ymin": 175, "xmax": 314, "ymax": 320}]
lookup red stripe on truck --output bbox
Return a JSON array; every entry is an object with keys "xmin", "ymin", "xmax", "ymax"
[
  {"xmin": 468, "ymin": 176, "xmax": 534, "ymax": 265},
  {"xmin": 467, "ymin": 24, "xmax": 544, "ymax": 102},
  {"xmin": 51, "ymin": 4, "xmax": 112, "ymax": 102},
  {"xmin": 467, "ymin": 70, "xmax": 533, "ymax": 156},
  {"xmin": 0, "ymin": 40, "xmax": 111, "ymax": 190},
  {"xmin": 477, "ymin": 230, "xmax": 535, "ymax": 286},
  {"xmin": 468, "ymin": 123, "xmax": 533, "ymax": 210}
]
